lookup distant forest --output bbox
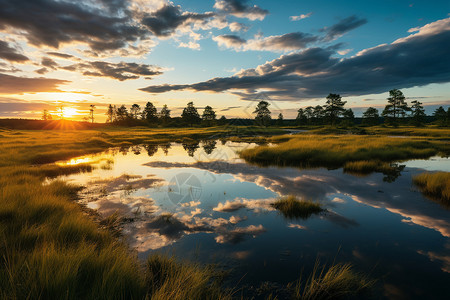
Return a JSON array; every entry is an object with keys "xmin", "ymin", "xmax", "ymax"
[{"xmin": 36, "ymin": 89, "xmax": 449, "ymax": 128}]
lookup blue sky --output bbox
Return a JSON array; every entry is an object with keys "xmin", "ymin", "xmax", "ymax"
[{"xmin": 0, "ymin": 0, "xmax": 449, "ymax": 120}]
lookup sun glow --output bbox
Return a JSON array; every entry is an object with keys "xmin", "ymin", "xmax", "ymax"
[{"xmin": 62, "ymin": 107, "xmax": 79, "ymax": 118}]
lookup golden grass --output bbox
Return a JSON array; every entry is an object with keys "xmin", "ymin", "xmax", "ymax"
[
  {"xmin": 413, "ymin": 172, "xmax": 450, "ymax": 206},
  {"xmin": 272, "ymin": 196, "xmax": 324, "ymax": 219},
  {"xmin": 240, "ymin": 135, "xmax": 449, "ymax": 172},
  {"xmin": 290, "ymin": 261, "xmax": 374, "ymax": 300}
]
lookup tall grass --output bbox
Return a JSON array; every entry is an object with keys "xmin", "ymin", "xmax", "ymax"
[
  {"xmin": 290, "ymin": 261, "xmax": 374, "ymax": 300},
  {"xmin": 413, "ymin": 172, "xmax": 450, "ymax": 206},
  {"xmin": 272, "ymin": 196, "xmax": 324, "ymax": 219},
  {"xmin": 240, "ymin": 135, "xmax": 449, "ymax": 172}
]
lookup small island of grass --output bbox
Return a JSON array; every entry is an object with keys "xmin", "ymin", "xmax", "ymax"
[
  {"xmin": 413, "ymin": 172, "xmax": 450, "ymax": 206},
  {"xmin": 272, "ymin": 196, "xmax": 324, "ymax": 219}
]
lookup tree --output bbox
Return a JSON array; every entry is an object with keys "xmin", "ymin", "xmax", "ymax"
[
  {"xmin": 382, "ymin": 89, "xmax": 410, "ymax": 126},
  {"xmin": 324, "ymin": 93, "xmax": 346, "ymax": 125},
  {"xmin": 182, "ymin": 102, "xmax": 201, "ymax": 126},
  {"xmin": 410, "ymin": 100, "xmax": 426, "ymax": 126},
  {"xmin": 130, "ymin": 104, "xmax": 141, "ymax": 119},
  {"xmin": 362, "ymin": 107, "xmax": 379, "ymax": 126},
  {"xmin": 116, "ymin": 105, "xmax": 128, "ymax": 122},
  {"xmin": 143, "ymin": 102, "xmax": 158, "ymax": 123},
  {"xmin": 313, "ymin": 105, "xmax": 325, "ymax": 125},
  {"xmin": 341, "ymin": 108, "xmax": 355, "ymax": 127},
  {"xmin": 254, "ymin": 100, "xmax": 271, "ymax": 126},
  {"xmin": 277, "ymin": 113, "xmax": 284, "ymax": 126},
  {"xmin": 296, "ymin": 108, "xmax": 307, "ymax": 125},
  {"xmin": 433, "ymin": 106, "xmax": 447, "ymax": 126},
  {"xmin": 304, "ymin": 106, "xmax": 314, "ymax": 122},
  {"xmin": 89, "ymin": 104, "xmax": 95, "ymax": 123},
  {"xmin": 218, "ymin": 115, "xmax": 227, "ymax": 125},
  {"xmin": 159, "ymin": 104, "xmax": 171, "ymax": 124},
  {"xmin": 106, "ymin": 104, "xmax": 115, "ymax": 123},
  {"xmin": 202, "ymin": 106, "xmax": 216, "ymax": 126},
  {"xmin": 42, "ymin": 109, "xmax": 52, "ymax": 120}
]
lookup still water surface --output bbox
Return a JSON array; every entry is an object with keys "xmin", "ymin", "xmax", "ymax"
[{"xmin": 57, "ymin": 141, "xmax": 450, "ymax": 299}]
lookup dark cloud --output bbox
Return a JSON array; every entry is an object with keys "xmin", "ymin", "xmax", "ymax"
[
  {"xmin": 142, "ymin": 3, "xmax": 214, "ymax": 37},
  {"xmin": 46, "ymin": 52, "xmax": 75, "ymax": 60},
  {"xmin": 220, "ymin": 106, "xmax": 242, "ymax": 111},
  {"xmin": 0, "ymin": 0, "xmax": 145, "ymax": 53},
  {"xmin": 0, "ymin": 41, "xmax": 29, "ymax": 62},
  {"xmin": 41, "ymin": 57, "xmax": 58, "ymax": 70},
  {"xmin": 213, "ymin": 34, "xmax": 247, "ymax": 47},
  {"xmin": 321, "ymin": 15, "xmax": 368, "ymax": 41},
  {"xmin": 61, "ymin": 61, "xmax": 162, "ymax": 81},
  {"xmin": 214, "ymin": 0, "xmax": 268, "ymax": 21},
  {"xmin": 214, "ymin": 32, "xmax": 318, "ymax": 51},
  {"xmin": 140, "ymin": 18, "xmax": 450, "ymax": 100},
  {"xmin": 0, "ymin": 73, "xmax": 69, "ymax": 94}
]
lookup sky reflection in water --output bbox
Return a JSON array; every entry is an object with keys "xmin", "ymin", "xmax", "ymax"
[{"xmin": 59, "ymin": 141, "xmax": 450, "ymax": 299}]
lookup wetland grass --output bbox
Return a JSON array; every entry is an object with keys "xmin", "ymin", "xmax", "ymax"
[
  {"xmin": 272, "ymin": 196, "xmax": 324, "ymax": 219},
  {"xmin": 413, "ymin": 172, "xmax": 450, "ymax": 206}
]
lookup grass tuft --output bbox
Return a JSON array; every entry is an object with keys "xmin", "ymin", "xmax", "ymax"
[
  {"xmin": 413, "ymin": 172, "xmax": 450, "ymax": 206},
  {"xmin": 290, "ymin": 261, "xmax": 374, "ymax": 300},
  {"xmin": 272, "ymin": 196, "xmax": 324, "ymax": 219}
]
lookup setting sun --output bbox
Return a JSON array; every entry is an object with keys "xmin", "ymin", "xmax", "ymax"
[{"xmin": 61, "ymin": 107, "xmax": 79, "ymax": 119}]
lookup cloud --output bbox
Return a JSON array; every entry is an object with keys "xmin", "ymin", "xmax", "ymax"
[
  {"xmin": 61, "ymin": 61, "xmax": 163, "ymax": 81},
  {"xmin": 290, "ymin": 12, "xmax": 313, "ymax": 21},
  {"xmin": 140, "ymin": 17, "xmax": 450, "ymax": 100},
  {"xmin": 213, "ymin": 34, "xmax": 247, "ymax": 48},
  {"xmin": 0, "ymin": 41, "xmax": 29, "ymax": 62},
  {"xmin": 229, "ymin": 22, "xmax": 249, "ymax": 32},
  {"xmin": 46, "ymin": 52, "xmax": 76, "ymax": 60},
  {"xmin": 320, "ymin": 15, "xmax": 368, "ymax": 41},
  {"xmin": 141, "ymin": 3, "xmax": 214, "ymax": 37},
  {"xmin": 213, "ymin": 32, "xmax": 318, "ymax": 52},
  {"xmin": 0, "ymin": 73, "xmax": 69, "ymax": 94},
  {"xmin": 0, "ymin": 0, "xmax": 147, "ymax": 55},
  {"xmin": 214, "ymin": 0, "xmax": 268, "ymax": 21}
]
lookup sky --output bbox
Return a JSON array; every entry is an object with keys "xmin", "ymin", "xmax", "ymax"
[{"xmin": 0, "ymin": 0, "xmax": 449, "ymax": 121}]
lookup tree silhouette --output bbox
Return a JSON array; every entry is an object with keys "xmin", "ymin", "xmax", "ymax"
[
  {"xmin": 382, "ymin": 89, "xmax": 410, "ymax": 126},
  {"xmin": 313, "ymin": 105, "xmax": 325, "ymax": 125},
  {"xmin": 202, "ymin": 140, "xmax": 217, "ymax": 154},
  {"xmin": 362, "ymin": 107, "xmax": 379, "ymax": 126},
  {"xmin": 324, "ymin": 93, "xmax": 346, "ymax": 125},
  {"xmin": 254, "ymin": 100, "xmax": 271, "ymax": 126},
  {"xmin": 277, "ymin": 113, "xmax": 284, "ymax": 126},
  {"xmin": 130, "ymin": 104, "xmax": 141, "ymax": 119},
  {"xmin": 433, "ymin": 106, "xmax": 447, "ymax": 126},
  {"xmin": 296, "ymin": 108, "xmax": 307, "ymax": 125},
  {"xmin": 159, "ymin": 104, "xmax": 171, "ymax": 124},
  {"xmin": 143, "ymin": 102, "xmax": 158, "ymax": 123},
  {"xmin": 411, "ymin": 100, "xmax": 426, "ymax": 127},
  {"xmin": 218, "ymin": 115, "xmax": 227, "ymax": 125},
  {"xmin": 106, "ymin": 104, "xmax": 115, "ymax": 123},
  {"xmin": 116, "ymin": 105, "xmax": 128, "ymax": 122},
  {"xmin": 342, "ymin": 108, "xmax": 355, "ymax": 126},
  {"xmin": 182, "ymin": 141, "xmax": 200, "ymax": 157},
  {"xmin": 41, "ymin": 109, "xmax": 52, "ymax": 120},
  {"xmin": 202, "ymin": 106, "xmax": 216, "ymax": 126},
  {"xmin": 182, "ymin": 102, "xmax": 201, "ymax": 126},
  {"xmin": 89, "ymin": 104, "xmax": 95, "ymax": 123}
]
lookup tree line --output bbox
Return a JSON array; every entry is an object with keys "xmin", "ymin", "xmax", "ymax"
[{"xmin": 42, "ymin": 89, "xmax": 449, "ymax": 127}]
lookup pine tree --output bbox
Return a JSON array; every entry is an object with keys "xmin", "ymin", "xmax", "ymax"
[
  {"xmin": 253, "ymin": 101, "xmax": 271, "ymax": 126},
  {"xmin": 296, "ymin": 108, "xmax": 307, "ymax": 125},
  {"xmin": 106, "ymin": 104, "xmax": 115, "ymax": 123},
  {"xmin": 382, "ymin": 89, "xmax": 410, "ymax": 126},
  {"xmin": 143, "ymin": 102, "xmax": 158, "ymax": 123},
  {"xmin": 277, "ymin": 113, "xmax": 284, "ymax": 126},
  {"xmin": 159, "ymin": 104, "xmax": 171, "ymax": 124},
  {"xmin": 410, "ymin": 100, "xmax": 426, "ymax": 126},
  {"xmin": 182, "ymin": 102, "xmax": 201, "ymax": 126},
  {"xmin": 324, "ymin": 93, "xmax": 346, "ymax": 125},
  {"xmin": 116, "ymin": 105, "xmax": 128, "ymax": 122},
  {"xmin": 202, "ymin": 106, "xmax": 216, "ymax": 121},
  {"xmin": 362, "ymin": 107, "xmax": 379, "ymax": 126},
  {"xmin": 130, "ymin": 104, "xmax": 141, "ymax": 119}
]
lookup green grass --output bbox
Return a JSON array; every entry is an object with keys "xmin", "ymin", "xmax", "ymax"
[
  {"xmin": 413, "ymin": 172, "xmax": 450, "ymax": 206},
  {"xmin": 240, "ymin": 135, "xmax": 449, "ymax": 173},
  {"xmin": 290, "ymin": 261, "xmax": 374, "ymax": 300},
  {"xmin": 272, "ymin": 196, "xmax": 324, "ymax": 219}
]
